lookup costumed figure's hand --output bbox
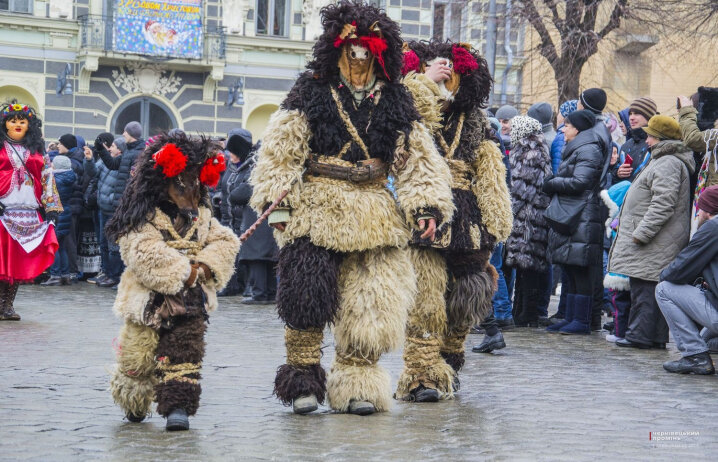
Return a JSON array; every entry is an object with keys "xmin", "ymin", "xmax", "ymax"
[
  {"xmin": 45, "ymin": 211, "xmax": 59, "ymax": 224},
  {"xmin": 270, "ymin": 222, "xmax": 286, "ymax": 232},
  {"xmin": 418, "ymin": 217, "xmax": 437, "ymax": 242},
  {"xmin": 424, "ymin": 59, "xmax": 452, "ymax": 83},
  {"xmin": 185, "ymin": 262, "xmax": 213, "ymax": 288},
  {"xmin": 268, "ymin": 208, "xmax": 290, "ymax": 232},
  {"xmin": 633, "ymin": 237, "xmax": 644, "ymax": 245}
]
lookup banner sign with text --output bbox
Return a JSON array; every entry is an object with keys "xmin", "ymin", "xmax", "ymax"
[{"xmin": 113, "ymin": 0, "xmax": 203, "ymax": 59}]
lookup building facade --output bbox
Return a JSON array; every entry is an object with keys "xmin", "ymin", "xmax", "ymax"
[{"xmin": 0, "ymin": 0, "xmax": 522, "ymax": 142}]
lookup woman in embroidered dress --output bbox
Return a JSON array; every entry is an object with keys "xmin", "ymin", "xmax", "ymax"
[{"xmin": 0, "ymin": 102, "xmax": 61, "ymax": 321}]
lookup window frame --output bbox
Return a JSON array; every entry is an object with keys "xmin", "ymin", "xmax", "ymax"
[
  {"xmin": 0, "ymin": 0, "xmax": 34, "ymax": 14},
  {"xmin": 255, "ymin": 0, "xmax": 290, "ymax": 38},
  {"xmin": 432, "ymin": 0, "xmax": 465, "ymax": 42}
]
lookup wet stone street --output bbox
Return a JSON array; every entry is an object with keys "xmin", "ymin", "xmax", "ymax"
[{"xmin": 1, "ymin": 284, "xmax": 717, "ymax": 461}]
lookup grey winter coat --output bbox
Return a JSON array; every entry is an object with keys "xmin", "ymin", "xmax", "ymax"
[
  {"xmin": 228, "ymin": 156, "xmax": 278, "ymax": 262},
  {"xmin": 608, "ymin": 140, "xmax": 696, "ymax": 282},
  {"xmin": 95, "ymin": 160, "xmax": 121, "ymax": 215},
  {"xmin": 544, "ymin": 129, "xmax": 608, "ymax": 267},
  {"xmin": 98, "ymin": 138, "xmax": 145, "ymax": 209},
  {"xmin": 505, "ymin": 135, "xmax": 553, "ymax": 271}
]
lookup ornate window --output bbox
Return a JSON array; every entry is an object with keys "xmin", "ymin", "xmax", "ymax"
[{"xmin": 111, "ymin": 97, "xmax": 177, "ymax": 137}]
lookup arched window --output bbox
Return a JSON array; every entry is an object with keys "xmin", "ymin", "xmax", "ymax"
[{"xmin": 111, "ymin": 97, "xmax": 177, "ymax": 136}]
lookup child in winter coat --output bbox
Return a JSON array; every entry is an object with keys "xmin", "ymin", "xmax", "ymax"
[{"xmin": 601, "ymin": 180, "xmax": 631, "ymax": 342}]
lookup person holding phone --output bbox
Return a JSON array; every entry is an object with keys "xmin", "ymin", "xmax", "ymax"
[{"xmin": 610, "ymin": 97, "xmax": 658, "ymax": 184}]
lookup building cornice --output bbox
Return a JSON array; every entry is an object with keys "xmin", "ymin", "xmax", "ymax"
[{"xmin": 0, "ymin": 13, "xmax": 78, "ymax": 34}]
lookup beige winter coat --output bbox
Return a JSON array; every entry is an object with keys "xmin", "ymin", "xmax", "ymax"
[
  {"xmin": 608, "ymin": 140, "xmax": 696, "ymax": 282},
  {"xmin": 113, "ymin": 207, "xmax": 240, "ymax": 324}
]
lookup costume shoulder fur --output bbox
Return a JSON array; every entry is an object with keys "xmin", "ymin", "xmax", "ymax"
[{"xmin": 113, "ymin": 207, "xmax": 239, "ymax": 324}]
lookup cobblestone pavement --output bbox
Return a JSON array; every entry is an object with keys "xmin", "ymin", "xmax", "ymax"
[{"xmin": 2, "ymin": 284, "xmax": 717, "ymax": 461}]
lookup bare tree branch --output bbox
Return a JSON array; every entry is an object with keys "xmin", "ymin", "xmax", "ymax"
[
  {"xmin": 516, "ymin": 0, "xmax": 560, "ymax": 66},
  {"xmin": 598, "ymin": 0, "xmax": 628, "ymax": 38}
]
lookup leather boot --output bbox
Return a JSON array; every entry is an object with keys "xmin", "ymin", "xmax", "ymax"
[
  {"xmin": 559, "ymin": 294, "xmax": 591, "ymax": 335},
  {"xmin": 0, "ymin": 282, "xmax": 20, "ymax": 321},
  {"xmin": 663, "ymin": 352, "xmax": 715, "ymax": 375},
  {"xmin": 547, "ymin": 294, "xmax": 574, "ymax": 332}
]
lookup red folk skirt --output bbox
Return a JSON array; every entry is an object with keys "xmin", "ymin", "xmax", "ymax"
[{"xmin": 0, "ymin": 221, "xmax": 58, "ymax": 284}]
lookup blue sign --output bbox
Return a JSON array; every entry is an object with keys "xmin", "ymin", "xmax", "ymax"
[{"xmin": 113, "ymin": 0, "xmax": 203, "ymax": 59}]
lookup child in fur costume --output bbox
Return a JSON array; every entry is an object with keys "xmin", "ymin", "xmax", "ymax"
[
  {"xmin": 250, "ymin": 1, "xmax": 454, "ymax": 415},
  {"xmin": 397, "ymin": 40, "xmax": 513, "ymax": 401},
  {"xmin": 106, "ymin": 132, "xmax": 239, "ymax": 431},
  {"xmin": 601, "ymin": 180, "xmax": 631, "ymax": 342}
]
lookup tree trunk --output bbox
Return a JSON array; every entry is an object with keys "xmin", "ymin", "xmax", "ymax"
[{"xmin": 555, "ymin": 61, "xmax": 582, "ymax": 106}]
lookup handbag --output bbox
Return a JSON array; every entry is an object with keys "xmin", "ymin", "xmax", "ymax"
[
  {"xmin": 544, "ymin": 140, "xmax": 612, "ymax": 235},
  {"xmin": 544, "ymin": 193, "xmax": 585, "ymax": 235}
]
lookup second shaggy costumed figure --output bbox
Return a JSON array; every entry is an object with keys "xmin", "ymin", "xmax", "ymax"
[
  {"xmin": 250, "ymin": 1, "xmax": 454, "ymax": 415},
  {"xmin": 107, "ymin": 132, "xmax": 239, "ymax": 431},
  {"xmin": 398, "ymin": 40, "xmax": 513, "ymax": 400}
]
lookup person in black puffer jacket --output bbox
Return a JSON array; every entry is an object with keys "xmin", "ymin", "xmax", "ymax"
[
  {"xmin": 96, "ymin": 121, "xmax": 145, "ymax": 212},
  {"xmin": 504, "ymin": 116, "xmax": 553, "ymax": 327},
  {"xmin": 216, "ymin": 129, "xmax": 252, "ymax": 296},
  {"xmin": 57, "ymin": 134, "xmax": 84, "ymax": 279},
  {"xmin": 229, "ymin": 138, "xmax": 278, "ymax": 304},
  {"xmin": 544, "ymin": 110, "xmax": 609, "ymax": 335}
]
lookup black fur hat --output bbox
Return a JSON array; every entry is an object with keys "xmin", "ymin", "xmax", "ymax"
[
  {"xmin": 307, "ymin": 0, "xmax": 404, "ymax": 82},
  {"xmin": 404, "ymin": 39, "xmax": 493, "ymax": 114}
]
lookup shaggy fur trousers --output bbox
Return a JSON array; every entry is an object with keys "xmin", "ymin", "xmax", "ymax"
[
  {"xmin": 110, "ymin": 314, "xmax": 206, "ymax": 419},
  {"xmin": 274, "ymin": 237, "xmax": 413, "ymax": 412}
]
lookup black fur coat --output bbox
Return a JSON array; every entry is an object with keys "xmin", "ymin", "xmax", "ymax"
[{"xmin": 504, "ymin": 135, "xmax": 552, "ymax": 271}]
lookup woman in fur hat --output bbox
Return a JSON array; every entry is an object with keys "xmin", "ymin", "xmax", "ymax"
[
  {"xmin": 397, "ymin": 39, "xmax": 513, "ymax": 401},
  {"xmin": 504, "ymin": 116, "xmax": 553, "ymax": 327},
  {"xmin": 0, "ymin": 102, "xmax": 62, "ymax": 321},
  {"xmin": 107, "ymin": 132, "xmax": 239, "ymax": 431},
  {"xmin": 250, "ymin": 1, "xmax": 454, "ymax": 416}
]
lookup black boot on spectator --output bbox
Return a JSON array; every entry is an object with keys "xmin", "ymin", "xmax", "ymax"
[
  {"xmin": 559, "ymin": 294, "xmax": 591, "ymax": 335},
  {"xmin": 547, "ymin": 294, "xmax": 574, "ymax": 332},
  {"xmin": 663, "ymin": 352, "xmax": 715, "ymax": 375},
  {"xmin": 472, "ymin": 331, "xmax": 506, "ymax": 353}
]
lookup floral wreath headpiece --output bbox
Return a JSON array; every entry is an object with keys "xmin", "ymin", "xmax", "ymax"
[
  {"xmin": 401, "ymin": 44, "xmax": 479, "ymax": 76},
  {"xmin": 152, "ymin": 142, "xmax": 226, "ymax": 188},
  {"xmin": 1, "ymin": 103, "xmax": 35, "ymax": 119},
  {"xmin": 334, "ymin": 21, "xmax": 390, "ymax": 80}
]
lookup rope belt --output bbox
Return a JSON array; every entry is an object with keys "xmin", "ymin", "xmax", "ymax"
[
  {"xmin": 285, "ymin": 327, "xmax": 323, "ymax": 367},
  {"xmin": 305, "ymin": 154, "xmax": 389, "ymax": 185},
  {"xmin": 446, "ymin": 158, "xmax": 473, "ymax": 191}
]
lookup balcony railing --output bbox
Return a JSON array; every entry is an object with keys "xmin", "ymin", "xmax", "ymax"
[{"xmin": 78, "ymin": 15, "xmax": 225, "ymax": 61}]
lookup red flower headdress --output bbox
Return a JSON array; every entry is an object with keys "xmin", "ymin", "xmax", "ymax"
[
  {"xmin": 451, "ymin": 45, "xmax": 479, "ymax": 75},
  {"xmin": 401, "ymin": 49, "xmax": 421, "ymax": 76},
  {"xmin": 199, "ymin": 154, "xmax": 226, "ymax": 188},
  {"xmin": 334, "ymin": 21, "xmax": 390, "ymax": 80},
  {"xmin": 152, "ymin": 143, "xmax": 187, "ymax": 178}
]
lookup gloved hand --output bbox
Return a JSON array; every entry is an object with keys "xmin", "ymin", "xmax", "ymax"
[
  {"xmin": 94, "ymin": 137, "xmax": 109, "ymax": 155},
  {"xmin": 45, "ymin": 211, "xmax": 59, "ymax": 224}
]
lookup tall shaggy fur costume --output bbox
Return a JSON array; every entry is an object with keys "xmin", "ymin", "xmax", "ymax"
[
  {"xmin": 399, "ymin": 40, "xmax": 513, "ymax": 385},
  {"xmin": 108, "ymin": 133, "xmax": 240, "ymax": 420},
  {"xmin": 251, "ymin": 2, "xmax": 454, "ymax": 412}
]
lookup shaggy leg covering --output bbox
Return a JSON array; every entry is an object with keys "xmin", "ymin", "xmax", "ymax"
[
  {"xmin": 110, "ymin": 321, "xmax": 159, "ymax": 418},
  {"xmin": 274, "ymin": 364, "xmax": 327, "ymax": 405},
  {"xmin": 445, "ymin": 271, "xmax": 495, "ymax": 334},
  {"xmin": 154, "ymin": 315, "xmax": 206, "ymax": 417},
  {"xmin": 329, "ymin": 247, "xmax": 416, "ymax": 412},
  {"xmin": 396, "ymin": 248, "xmax": 453, "ymax": 400},
  {"xmin": 274, "ymin": 327, "xmax": 326, "ymax": 405},
  {"xmin": 441, "ymin": 327, "xmax": 470, "ymax": 372},
  {"xmin": 277, "ymin": 237, "xmax": 343, "ymax": 330}
]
